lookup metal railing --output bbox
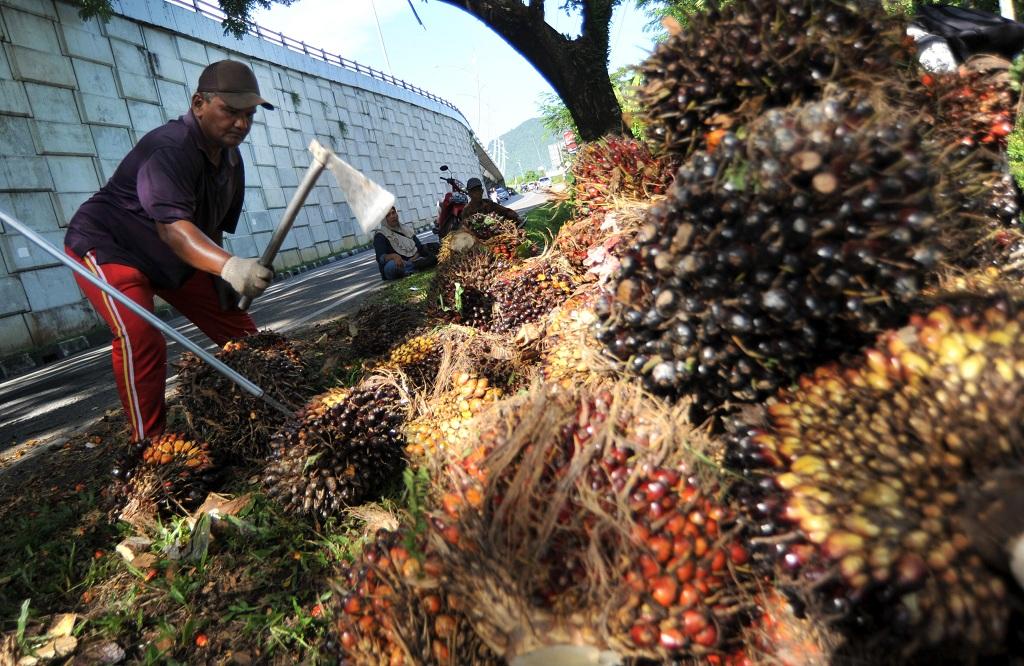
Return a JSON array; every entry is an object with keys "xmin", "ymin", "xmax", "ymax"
[{"xmin": 164, "ymin": 0, "xmax": 466, "ymax": 118}]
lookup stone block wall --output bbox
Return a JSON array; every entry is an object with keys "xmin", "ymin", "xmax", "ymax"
[{"xmin": 0, "ymin": 0, "xmax": 485, "ymax": 362}]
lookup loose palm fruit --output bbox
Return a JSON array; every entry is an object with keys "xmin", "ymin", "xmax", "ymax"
[
  {"xmin": 263, "ymin": 383, "xmax": 407, "ymax": 520},
  {"xmin": 727, "ymin": 301, "xmax": 1024, "ymax": 654}
]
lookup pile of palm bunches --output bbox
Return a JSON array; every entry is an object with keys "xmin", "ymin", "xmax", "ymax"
[
  {"xmin": 639, "ymin": 0, "xmax": 908, "ymax": 158},
  {"xmin": 176, "ymin": 331, "xmax": 314, "ymax": 459},
  {"xmin": 921, "ymin": 67, "xmax": 1015, "ymax": 152},
  {"xmin": 428, "ymin": 248, "xmax": 501, "ymax": 327},
  {"xmin": 426, "ymin": 385, "xmax": 754, "ymax": 662},
  {"xmin": 112, "ymin": 432, "xmax": 218, "ymax": 526},
  {"xmin": 597, "ymin": 93, "xmax": 964, "ymax": 414},
  {"xmin": 349, "ymin": 303, "xmax": 426, "ymax": 358},
  {"xmin": 571, "ymin": 136, "xmax": 675, "ymax": 211},
  {"xmin": 262, "ymin": 382, "xmax": 407, "ymax": 521},
  {"xmin": 383, "ymin": 332, "xmax": 444, "ymax": 391},
  {"xmin": 464, "ymin": 213, "xmax": 518, "ymax": 242},
  {"xmin": 554, "ymin": 209, "xmax": 608, "ymax": 270},
  {"xmin": 405, "ymin": 370, "xmax": 506, "ymax": 458},
  {"xmin": 490, "ymin": 261, "xmax": 576, "ymax": 334},
  {"xmin": 725, "ymin": 300, "xmax": 1024, "ymax": 654},
  {"xmin": 331, "ymin": 526, "xmax": 503, "ymax": 665}
]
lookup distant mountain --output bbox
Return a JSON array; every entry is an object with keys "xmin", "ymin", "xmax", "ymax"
[{"xmin": 496, "ymin": 117, "xmax": 557, "ymax": 180}]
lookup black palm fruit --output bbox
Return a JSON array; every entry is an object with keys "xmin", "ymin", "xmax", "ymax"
[
  {"xmin": 263, "ymin": 383, "xmax": 407, "ymax": 521},
  {"xmin": 640, "ymin": 0, "xmax": 909, "ymax": 158},
  {"xmin": 726, "ymin": 300, "xmax": 1024, "ymax": 656},
  {"xmin": 490, "ymin": 263, "xmax": 575, "ymax": 334},
  {"xmin": 598, "ymin": 93, "xmax": 960, "ymax": 414}
]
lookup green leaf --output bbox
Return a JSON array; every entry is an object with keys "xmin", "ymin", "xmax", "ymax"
[{"xmin": 17, "ymin": 598, "xmax": 30, "ymax": 643}]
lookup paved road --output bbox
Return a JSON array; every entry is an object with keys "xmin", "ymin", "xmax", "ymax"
[{"xmin": 0, "ymin": 192, "xmax": 548, "ymax": 468}]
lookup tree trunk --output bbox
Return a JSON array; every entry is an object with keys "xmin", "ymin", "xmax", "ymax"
[{"xmin": 436, "ymin": 0, "xmax": 627, "ymax": 141}]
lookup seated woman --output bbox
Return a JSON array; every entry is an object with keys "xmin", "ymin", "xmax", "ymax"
[{"xmin": 373, "ymin": 207, "xmax": 437, "ymax": 280}]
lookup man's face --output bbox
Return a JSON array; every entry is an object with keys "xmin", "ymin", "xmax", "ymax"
[
  {"xmin": 468, "ymin": 186, "xmax": 483, "ymax": 201},
  {"xmin": 192, "ymin": 94, "xmax": 256, "ymax": 148},
  {"xmin": 385, "ymin": 207, "xmax": 399, "ymax": 228}
]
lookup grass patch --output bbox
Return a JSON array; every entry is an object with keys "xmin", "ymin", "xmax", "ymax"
[
  {"xmin": 524, "ymin": 200, "xmax": 575, "ymax": 247},
  {"xmin": 367, "ymin": 268, "xmax": 435, "ymax": 307},
  {"xmin": 0, "ymin": 480, "xmax": 121, "ymax": 625},
  {"xmin": 1009, "ymin": 124, "xmax": 1024, "ymax": 192}
]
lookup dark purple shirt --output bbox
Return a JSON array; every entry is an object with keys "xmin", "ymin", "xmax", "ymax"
[{"xmin": 65, "ymin": 112, "xmax": 244, "ymax": 289}]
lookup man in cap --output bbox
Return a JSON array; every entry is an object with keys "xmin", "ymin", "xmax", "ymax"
[
  {"xmin": 459, "ymin": 177, "xmax": 521, "ymax": 226},
  {"xmin": 64, "ymin": 60, "xmax": 274, "ymax": 444}
]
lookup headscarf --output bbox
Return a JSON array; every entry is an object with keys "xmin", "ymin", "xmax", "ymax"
[{"xmin": 376, "ymin": 220, "xmax": 418, "ymax": 258}]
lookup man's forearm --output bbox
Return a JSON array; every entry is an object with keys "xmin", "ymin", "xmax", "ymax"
[{"xmin": 157, "ymin": 219, "xmax": 232, "ymax": 275}]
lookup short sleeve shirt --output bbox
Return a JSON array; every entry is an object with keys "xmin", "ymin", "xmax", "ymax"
[{"xmin": 65, "ymin": 112, "xmax": 244, "ymax": 289}]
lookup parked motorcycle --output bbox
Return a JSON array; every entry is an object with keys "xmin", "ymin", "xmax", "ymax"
[{"xmin": 433, "ymin": 165, "xmax": 469, "ymax": 239}]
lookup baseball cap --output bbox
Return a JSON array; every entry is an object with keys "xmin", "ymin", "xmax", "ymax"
[
  {"xmin": 466, "ymin": 177, "xmax": 483, "ymax": 190},
  {"xmin": 197, "ymin": 60, "xmax": 274, "ymax": 110}
]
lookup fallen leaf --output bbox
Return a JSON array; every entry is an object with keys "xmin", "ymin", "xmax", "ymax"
[{"xmin": 47, "ymin": 613, "xmax": 77, "ymax": 638}]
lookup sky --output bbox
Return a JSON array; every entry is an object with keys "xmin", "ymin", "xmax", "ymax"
[{"xmin": 251, "ymin": 0, "xmax": 658, "ymax": 145}]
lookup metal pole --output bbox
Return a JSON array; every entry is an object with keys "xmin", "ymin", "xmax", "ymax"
[
  {"xmin": 237, "ymin": 156, "xmax": 328, "ymax": 310},
  {"xmin": 0, "ymin": 209, "xmax": 294, "ymax": 418}
]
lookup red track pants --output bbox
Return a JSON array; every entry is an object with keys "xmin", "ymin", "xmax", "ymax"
[{"xmin": 66, "ymin": 248, "xmax": 257, "ymax": 442}]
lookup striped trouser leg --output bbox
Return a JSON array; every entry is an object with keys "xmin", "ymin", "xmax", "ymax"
[{"xmin": 66, "ymin": 248, "xmax": 167, "ymax": 442}]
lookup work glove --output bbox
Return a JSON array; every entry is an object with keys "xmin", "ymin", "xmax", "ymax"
[{"xmin": 220, "ymin": 256, "xmax": 272, "ymax": 299}]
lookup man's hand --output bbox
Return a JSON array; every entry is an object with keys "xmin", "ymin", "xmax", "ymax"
[
  {"xmin": 385, "ymin": 253, "xmax": 405, "ymax": 269},
  {"xmin": 221, "ymin": 256, "xmax": 272, "ymax": 298}
]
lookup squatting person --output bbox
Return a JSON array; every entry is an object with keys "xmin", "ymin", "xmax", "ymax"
[
  {"xmin": 64, "ymin": 60, "xmax": 274, "ymax": 444},
  {"xmin": 373, "ymin": 206, "xmax": 437, "ymax": 280}
]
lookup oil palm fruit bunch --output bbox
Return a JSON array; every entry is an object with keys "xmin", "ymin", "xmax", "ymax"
[
  {"xmin": 332, "ymin": 527, "xmax": 502, "ymax": 665},
  {"xmin": 490, "ymin": 261, "xmax": 575, "ymax": 334},
  {"xmin": 725, "ymin": 300, "xmax": 1024, "ymax": 655},
  {"xmin": 349, "ymin": 303, "xmax": 425, "ymax": 358},
  {"xmin": 597, "ymin": 93, "xmax": 956, "ymax": 414},
  {"xmin": 263, "ymin": 383, "xmax": 407, "ymax": 520},
  {"xmin": 464, "ymin": 213, "xmax": 516, "ymax": 242},
  {"xmin": 541, "ymin": 291, "xmax": 609, "ymax": 390},
  {"xmin": 112, "ymin": 432, "xmax": 218, "ymax": 525},
  {"xmin": 405, "ymin": 370, "xmax": 506, "ymax": 458},
  {"xmin": 571, "ymin": 136, "xmax": 674, "ymax": 210},
  {"xmin": 428, "ymin": 248, "xmax": 500, "ymax": 327},
  {"xmin": 639, "ymin": 0, "xmax": 907, "ymax": 158},
  {"xmin": 384, "ymin": 332, "xmax": 444, "ymax": 391},
  {"xmin": 176, "ymin": 331, "xmax": 313, "ymax": 459},
  {"xmin": 429, "ymin": 385, "xmax": 752, "ymax": 661}
]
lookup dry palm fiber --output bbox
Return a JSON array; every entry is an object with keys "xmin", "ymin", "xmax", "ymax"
[
  {"xmin": 571, "ymin": 136, "xmax": 676, "ymax": 212},
  {"xmin": 597, "ymin": 91, "xmax": 987, "ymax": 415},
  {"xmin": 111, "ymin": 432, "xmax": 217, "ymax": 531},
  {"xmin": 175, "ymin": 331, "xmax": 314, "ymax": 460},
  {"xmin": 540, "ymin": 288, "xmax": 618, "ymax": 392},
  {"xmin": 347, "ymin": 302, "xmax": 427, "ymax": 359},
  {"xmin": 331, "ymin": 526, "xmax": 504, "ymax": 665},
  {"xmin": 723, "ymin": 591, "xmax": 841, "ymax": 666},
  {"xmin": 554, "ymin": 200, "xmax": 651, "ymax": 277},
  {"xmin": 404, "ymin": 325, "xmax": 528, "ymax": 458},
  {"xmin": 262, "ymin": 377, "xmax": 408, "ymax": 522},
  {"xmin": 725, "ymin": 299, "xmax": 1024, "ymax": 656},
  {"xmin": 425, "ymin": 380, "xmax": 755, "ymax": 662},
  {"xmin": 639, "ymin": 0, "xmax": 911, "ymax": 159},
  {"xmin": 489, "ymin": 251, "xmax": 581, "ymax": 335}
]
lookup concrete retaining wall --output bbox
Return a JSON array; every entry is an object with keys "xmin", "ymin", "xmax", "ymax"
[{"xmin": 0, "ymin": 0, "xmax": 484, "ymax": 370}]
